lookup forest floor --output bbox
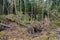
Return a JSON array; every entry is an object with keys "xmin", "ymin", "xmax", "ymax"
[{"xmin": 0, "ymin": 19, "xmax": 60, "ymax": 40}]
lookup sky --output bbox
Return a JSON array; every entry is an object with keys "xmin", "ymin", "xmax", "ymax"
[{"xmin": 44, "ymin": 0, "xmax": 46, "ymax": 2}]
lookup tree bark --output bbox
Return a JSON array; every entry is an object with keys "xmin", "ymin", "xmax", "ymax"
[
  {"xmin": 19, "ymin": 0, "xmax": 22, "ymax": 12},
  {"xmin": 2, "ymin": 0, "xmax": 4, "ymax": 14},
  {"xmin": 13, "ymin": 0, "xmax": 17, "ymax": 14}
]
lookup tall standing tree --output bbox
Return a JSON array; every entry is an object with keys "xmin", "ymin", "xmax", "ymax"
[
  {"xmin": 13, "ymin": 0, "xmax": 17, "ymax": 14},
  {"xmin": 2, "ymin": 0, "xmax": 5, "ymax": 14}
]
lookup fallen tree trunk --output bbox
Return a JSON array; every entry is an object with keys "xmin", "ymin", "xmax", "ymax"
[
  {"xmin": 0, "ymin": 23, "xmax": 10, "ymax": 31},
  {"xmin": 0, "ymin": 23, "xmax": 10, "ymax": 27}
]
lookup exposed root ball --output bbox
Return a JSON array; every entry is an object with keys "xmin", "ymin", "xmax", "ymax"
[{"xmin": 27, "ymin": 22, "xmax": 44, "ymax": 34}]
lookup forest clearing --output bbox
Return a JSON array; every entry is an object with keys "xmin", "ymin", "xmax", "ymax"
[{"xmin": 0, "ymin": 0, "xmax": 60, "ymax": 40}]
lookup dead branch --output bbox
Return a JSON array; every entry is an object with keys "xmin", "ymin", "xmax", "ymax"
[{"xmin": 51, "ymin": 13, "xmax": 60, "ymax": 21}]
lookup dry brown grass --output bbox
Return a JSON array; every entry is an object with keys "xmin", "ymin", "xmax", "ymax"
[{"xmin": 0, "ymin": 19, "xmax": 58, "ymax": 40}]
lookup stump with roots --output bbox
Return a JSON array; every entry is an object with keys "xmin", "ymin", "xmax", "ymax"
[{"xmin": 26, "ymin": 22, "xmax": 44, "ymax": 34}]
